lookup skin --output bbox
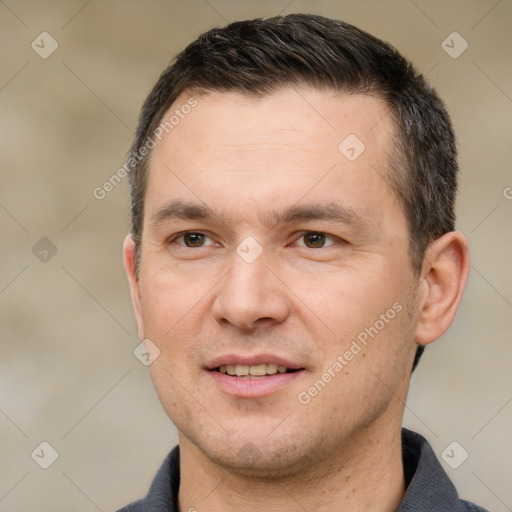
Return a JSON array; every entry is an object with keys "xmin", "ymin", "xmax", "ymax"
[{"xmin": 123, "ymin": 87, "xmax": 469, "ymax": 511}]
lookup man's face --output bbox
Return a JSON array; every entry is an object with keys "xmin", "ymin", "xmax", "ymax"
[{"xmin": 127, "ymin": 88, "xmax": 421, "ymax": 475}]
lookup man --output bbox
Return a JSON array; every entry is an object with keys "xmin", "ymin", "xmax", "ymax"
[{"xmin": 118, "ymin": 13, "xmax": 487, "ymax": 511}]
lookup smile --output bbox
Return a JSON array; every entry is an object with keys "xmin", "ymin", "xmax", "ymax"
[{"xmin": 215, "ymin": 363, "xmax": 300, "ymax": 377}]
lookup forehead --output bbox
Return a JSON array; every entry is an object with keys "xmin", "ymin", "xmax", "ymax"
[
  {"xmin": 152, "ymin": 87, "xmax": 394, "ymax": 171},
  {"xmin": 145, "ymin": 87, "xmax": 403, "ymax": 233}
]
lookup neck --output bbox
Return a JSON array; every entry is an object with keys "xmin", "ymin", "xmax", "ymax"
[{"xmin": 178, "ymin": 418, "xmax": 406, "ymax": 512}]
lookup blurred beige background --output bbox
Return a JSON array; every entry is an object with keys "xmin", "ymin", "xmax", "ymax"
[{"xmin": 1, "ymin": 0, "xmax": 511, "ymax": 510}]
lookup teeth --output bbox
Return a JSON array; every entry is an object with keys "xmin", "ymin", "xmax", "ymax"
[
  {"xmin": 249, "ymin": 363, "xmax": 267, "ymax": 376},
  {"xmin": 218, "ymin": 363, "xmax": 290, "ymax": 376},
  {"xmin": 266, "ymin": 363, "xmax": 278, "ymax": 375},
  {"xmin": 235, "ymin": 365, "xmax": 249, "ymax": 376}
]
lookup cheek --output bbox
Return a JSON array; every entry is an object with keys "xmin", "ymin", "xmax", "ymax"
[
  {"xmin": 312, "ymin": 267, "xmax": 396, "ymax": 334},
  {"xmin": 148, "ymin": 360, "xmax": 196, "ymax": 429},
  {"xmin": 308, "ymin": 268, "xmax": 414, "ymax": 387},
  {"xmin": 138, "ymin": 266, "xmax": 213, "ymax": 335}
]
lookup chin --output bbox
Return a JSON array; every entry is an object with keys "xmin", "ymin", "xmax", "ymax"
[{"xmin": 187, "ymin": 429, "xmax": 319, "ymax": 479}]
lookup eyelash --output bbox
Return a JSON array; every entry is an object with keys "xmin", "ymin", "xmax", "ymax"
[{"xmin": 167, "ymin": 231, "xmax": 343, "ymax": 249}]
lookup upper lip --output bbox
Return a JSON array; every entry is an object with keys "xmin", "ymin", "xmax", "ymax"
[{"xmin": 205, "ymin": 353, "xmax": 304, "ymax": 371}]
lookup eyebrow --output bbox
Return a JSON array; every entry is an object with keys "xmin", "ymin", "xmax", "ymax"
[{"xmin": 150, "ymin": 199, "xmax": 372, "ymax": 232}]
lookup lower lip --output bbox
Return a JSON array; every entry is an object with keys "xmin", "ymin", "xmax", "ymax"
[{"xmin": 208, "ymin": 370, "xmax": 304, "ymax": 398}]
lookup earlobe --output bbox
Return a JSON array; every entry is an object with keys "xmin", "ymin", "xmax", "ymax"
[
  {"xmin": 414, "ymin": 231, "xmax": 470, "ymax": 346},
  {"xmin": 123, "ymin": 234, "xmax": 145, "ymax": 341}
]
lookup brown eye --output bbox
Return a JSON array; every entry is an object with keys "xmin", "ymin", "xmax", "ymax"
[
  {"xmin": 168, "ymin": 231, "xmax": 218, "ymax": 252},
  {"xmin": 182, "ymin": 233, "xmax": 206, "ymax": 247},
  {"xmin": 303, "ymin": 232, "xmax": 328, "ymax": 248},
  {"xmin": 299, "ymin": 231, "xmax": 341, "ymax": 249}
]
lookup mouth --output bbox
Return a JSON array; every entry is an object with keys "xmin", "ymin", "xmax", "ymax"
[
  {"xmin": 206, "ymin": 355, "xmax": 305, "ymax": 398},
  {"xmin": 212, "ymin": 363, "xmax": 302, "ymax": 379}
]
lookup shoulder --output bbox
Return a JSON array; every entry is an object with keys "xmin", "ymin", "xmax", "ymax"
[
  {"xmin": 400, "ymin": 428, "xmax": 490, "ymax": 512},
  {"xmin": 459, "ymin": 500, "xmax": 490, "ymax": 512},
  {"xmin": 115, "ymin": 445, "xmax": 180, "ymax": 512}
]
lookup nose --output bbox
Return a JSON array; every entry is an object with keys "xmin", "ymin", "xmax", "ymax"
[{"xmin": 211, "ymin": 249, "xmax": 290, "ymax": 331}]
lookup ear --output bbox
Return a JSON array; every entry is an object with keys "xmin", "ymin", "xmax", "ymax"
[
  {"xmin": 123, "ymin": 234, "xmax": 145, "ymax": 341},
  {"xmin": 414, "ymin": 231, "xmax": 470, "ymax": 346}
]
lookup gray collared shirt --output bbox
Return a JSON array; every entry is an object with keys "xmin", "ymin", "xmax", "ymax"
[{"xmin": 117, "ymin": 428, "xmax": 489, "ymax": 511}]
